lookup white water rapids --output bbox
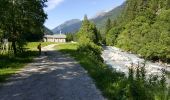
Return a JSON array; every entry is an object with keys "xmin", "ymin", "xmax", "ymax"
[{"xmin": 102, "ymin": 46, "xmax": 170, "ymax": 84}]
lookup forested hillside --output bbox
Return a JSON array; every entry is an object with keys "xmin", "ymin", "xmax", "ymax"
[
  {"xmin": 44, "ymin": 26, "xmax": 54, "ymax": 35},
  {"xmin": 105, "ymin": 0, "xmax": 170, "ymax": 62},
  {"xmin": 93, "ymin": 3, "xmax": 125, "ymax": 33},
  {"xmin": 52, "ymin": 19, "xmax": 81, "ymax": 33}
]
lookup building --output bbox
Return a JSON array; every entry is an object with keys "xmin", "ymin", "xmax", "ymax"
[{"xmin": 43, "ymin": 34, "xmax": 66, "ymax": 43}]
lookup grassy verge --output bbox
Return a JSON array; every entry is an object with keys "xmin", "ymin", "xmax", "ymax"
[
  {"xmin": 56, "ymin": 43, "xmax": 127, "ymax": 100},
  {"xmin": 0, "ymin": 42, "xmax": 56, "ymax": 82},
  {"xmin": 56, "ymin": 43, "xmax": 170, "ymax": 100},
  {"xmin": 26, "ymin": 42, "xmax": 57, "ymax": 50}
]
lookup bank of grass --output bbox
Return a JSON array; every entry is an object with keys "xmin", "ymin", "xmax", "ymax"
[
  {"xmin": 56, "ymin": 43, "xmax": 127, "ymax": 99},
  {"xmin": 57, "ymin": 43, "xmax": 170, "ymax": 100},
  {"xmin": 0, "ymin": 42, "xmax": 56, "ymax": 82},
  {"xmin": 26, "ymin": 42, "xmax": 56, "ymax": 50}
]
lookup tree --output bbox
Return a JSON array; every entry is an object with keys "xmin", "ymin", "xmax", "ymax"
[
  {"xmin": 66, "ymin": 33, "xmax": 75, "ymax": 42},
  {"xmin": 115, "ymin": 0, "xmax": 170, "ymax": 61},
  {"xmin": 0, "ymin": 0, "xmax": 47, "ymax": 55},
  {"xmin": 101, "ymin": 18, "xmax": 112, "ymax": 44},
  {"xmin": 105, "ymin": 18, "xmax": 112, "ymax": 34},
  {"xmin": 117, "ymin": 16, "xmax": 150, "ymax": 51},
  {"xmin": 77, "ymin": 15, "xmax": 100, "ymax": 44},
  {"xmin": 106, "ymin": 27, "xmax": 121, "ymax": 46}
]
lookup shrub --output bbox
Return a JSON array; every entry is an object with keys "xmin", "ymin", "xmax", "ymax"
[{"xmin": 78, "ymin": 37, "xmax": 103, "ymax": 63}]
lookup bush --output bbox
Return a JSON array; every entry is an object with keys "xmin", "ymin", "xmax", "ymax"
[
  {"xmin": 127, "ymin": 64, "xmax": 169, "ymax": 100},
  {"xmin": 78, "ymin": 37, "xmax": 103, "ymax": 63}
]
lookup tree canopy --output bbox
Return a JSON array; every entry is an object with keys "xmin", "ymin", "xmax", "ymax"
[
  {"xmin": 77, "ymin": 15, "xmax": 100, "ymax": 44},
  {"xmin": 104, "ymin": 0, "xmax": 170, "ymax": 62},
  {"xmin": 0, "ymin": 0, "xmax": 47, "ymax": 55}
]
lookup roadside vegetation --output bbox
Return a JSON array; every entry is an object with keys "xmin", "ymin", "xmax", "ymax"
[
  {"xmin": 57, "ymin": 14, "xmax": 170, "ymax": 100},
  {"xmin": 0, "ymin": 0, "xmax": 48, "ymax": 83},
  {"xmin": 0, "ymin": 0, "xmax": 47, "ymax": 56},
  {"xmin": 0, "ymin": 42, "xmax": 55, "ymax": 82},
  {"xmin": 57, "ymin": 43, "xmax": 170, "ymax": 100}
]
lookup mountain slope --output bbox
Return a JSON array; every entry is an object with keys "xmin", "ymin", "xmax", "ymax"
[
  {"xmin": 52, "ymin": 3, "xmax": 125, "ymax": 34},
  {"xmin": 52, "ymin": 19, "xmax": 81, "ymax": 33},
  {"xmin": 93, "ymin": 3, "xmax": 125, "ymax": 33},
  {"xmin": 44, "ymin": 26, "xmax": 54, "ymax": 35}
]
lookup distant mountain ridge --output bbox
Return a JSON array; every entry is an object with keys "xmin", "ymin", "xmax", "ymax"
[
  {"xmin": 52, "ymin": 3, "xmax": 125, "ymax": 34},
  {"xmin": 44, "ymin": 26, "xmax": 54, "ymax": 35},
  {"xmin": 52, "ymin": 19, "xmax": 81, "ymax": 34}
]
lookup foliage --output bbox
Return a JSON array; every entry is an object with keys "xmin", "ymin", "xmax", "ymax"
[
  {"xmin": 78, "ymin": 37, "xmax": 103, "ymax": 63},
  {"xmin": 0, "ymin": 42, "xmax": 56, "ymax": 82},
  {"xmin": 101, "ymin": 18, "xmax": 112, "ymax": 44},
  {"xmin": 105, "ymin": 18, "xmax": 112, "ymax": 34},
  {"xmin": 77, "ymin": 15, "xmax": 101, "ymax": 44},
  {"xmin": 66, "ymin": 33, "xmax": 76, "ymax": 42},
  {"xmin": 0, "ymin": 52, "xmax": 35, "ymax": 82},
  {"xmin": 105, "ymin": 0, "xmax": 170, "ymax": 62},
  {"xmin": 116, "ymin": 9, "xmax": 170, "ymax": 61},
  {"xmin": 76, "ymin": 15, "xmax": 103, "ymax": 63},
  {"xmin": 26, "ymin": 42, "xmax": 57, "ymax": 50},
  {"xmin": 0, "ymin": 0, "xmax": 47, "ymax": 55},
  {"xmin": 57, "ymin": 43, "xmax": 170, "ymax": 100},
  {"xmin": 127, "ymin": 65, "xmax": 169, "ymax": 100},
  {"xmin": 106, "ymin": 26, "xmax": 122, "ymax": 46}
]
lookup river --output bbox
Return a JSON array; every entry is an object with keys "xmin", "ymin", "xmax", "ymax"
[{"xmin": 102, "ymin": 46, "xmax": 170, "ymax": 84}]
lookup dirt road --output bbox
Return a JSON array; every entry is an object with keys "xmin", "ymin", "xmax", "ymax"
[{"xmin": 0, "ymin": 44, "xmax": 105, "ymax": 100}]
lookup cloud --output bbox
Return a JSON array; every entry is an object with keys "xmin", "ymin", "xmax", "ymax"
[{"xmin": 45, "ymin": 0, "xmax": 64, "ymax": 11}]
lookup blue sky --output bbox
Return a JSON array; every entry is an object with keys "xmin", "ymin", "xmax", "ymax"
[{"xmin": 44, "ymin": 0, "xmax": 125, "ymax": 29}]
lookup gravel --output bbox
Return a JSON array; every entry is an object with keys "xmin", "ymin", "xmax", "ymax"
[{"xmin": 0, "ymin": 44, "xmax": 105, "ymax": 100}]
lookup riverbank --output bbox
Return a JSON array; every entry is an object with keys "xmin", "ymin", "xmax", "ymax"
[
  {"xmin": 102, "ymin": 46, "xmax": 170, "ymax": 85},
  {"xmin": 57, "ymin": 43, "xmax": 170, "ymax": 100}
]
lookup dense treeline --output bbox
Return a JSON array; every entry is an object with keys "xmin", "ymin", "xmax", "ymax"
[
  {"xmin": 74, "ymin": 14, "xmax": 169, "ymax": 99},
  {"xmin": 0, "ymin": 0, "xmax": 47, "ymax": 55},
  {"xmin": 65, "ymin": 33, "xmax": 76, "ymax": 42},
  {"xmin": 105, "ymin": 0, "xmax": 170, "ymax": 62}
]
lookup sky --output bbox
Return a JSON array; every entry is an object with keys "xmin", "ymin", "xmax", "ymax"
[{"xmin": 44, "ymin": 0, "xmax": 125, "ymax": 29}]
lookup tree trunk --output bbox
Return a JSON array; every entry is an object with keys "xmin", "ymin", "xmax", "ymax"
[{"xmin": 12, "ymin": 41, "xmax": 17, "ymax": 56}]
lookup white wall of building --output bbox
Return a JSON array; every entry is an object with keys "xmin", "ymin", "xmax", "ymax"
[{"xmin": 44, "ymin": 38, "xmax": 66, "ymax": 43}]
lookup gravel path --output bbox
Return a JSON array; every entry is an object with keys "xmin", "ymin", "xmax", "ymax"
[{"xmin": 0, "ymin": 44, "xmax": 105, "ymax": 100}]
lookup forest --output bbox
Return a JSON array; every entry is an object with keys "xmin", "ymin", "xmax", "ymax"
[{"xmin": 105, "ymin": 0, "xmax": 170, "ymax": 62}]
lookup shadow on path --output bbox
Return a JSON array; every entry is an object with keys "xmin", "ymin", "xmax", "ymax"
[{"xmin": 0, "ymin": 45, "xmax": 105, "ymax": 100}]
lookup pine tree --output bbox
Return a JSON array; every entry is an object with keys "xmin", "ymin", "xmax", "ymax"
[
  {"xmin": 105, "ymin": 18, "xmax": 112, "ymax": 34},
  {"xmin": 77, "ymin": 15, "xmax": 100, "ymax": 44}
]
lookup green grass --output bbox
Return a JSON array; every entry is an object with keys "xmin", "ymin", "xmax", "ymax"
[
  {"xmin": 56, "ymin": 43, "xmax": 170, "ymax": 100},
  {"xmin": 26, "ymin": 42, "xmax": 57, "ymax": 50},
  {"xmin": 56, "ymin": 43, "xmax": 127, "ymax": 100},
  {"xmin": 0, "ymin": 42, "xmax": 56, "ymax": 82}
]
